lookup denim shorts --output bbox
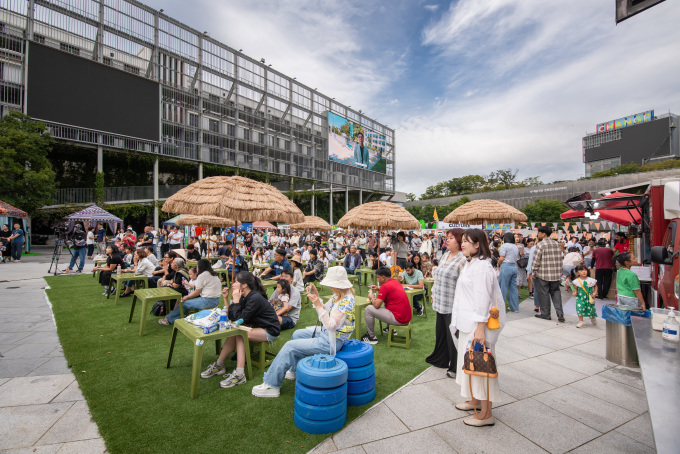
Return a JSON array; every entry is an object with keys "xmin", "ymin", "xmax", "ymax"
[{"xmin": 266, "ymin": 330, "xmax": 279, "ymax": 342}]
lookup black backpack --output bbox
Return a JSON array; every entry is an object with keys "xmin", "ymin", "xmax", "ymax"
[{"xmin": 151, "ymin": 301, "xmax": 168, "ymax": 316}]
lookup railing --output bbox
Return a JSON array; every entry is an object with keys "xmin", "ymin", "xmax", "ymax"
[{"xmin": 54, "ymin": 185, "xmax": 189, "ymax": 205}]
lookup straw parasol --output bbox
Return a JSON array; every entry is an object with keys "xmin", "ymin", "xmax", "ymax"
[
  {"xmin": 176, "ymin": 215, "xmax": 240, "ymax": 228},
  {"xmin": 337, "ymin": 201, "xmax": 420, "ymax": 230},
  {"xmin": 162, "ymin": 176, "xmax": 305, "ymax": 282},
  {"xmin": 290, "ymin": 216, "xmax": 332, "ymax": 231},
  {"xmin": 443, "ymin": 199, "xmax": 527, "ymax": 224},
  {"xmin": 162, "ymin": 176, "xmax": 304, "ymax": 225}
]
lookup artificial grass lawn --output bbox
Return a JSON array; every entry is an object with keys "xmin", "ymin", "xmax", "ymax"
[{"xmin": 44, "ymin": 275, "xmax": 438, "ymax": 454}]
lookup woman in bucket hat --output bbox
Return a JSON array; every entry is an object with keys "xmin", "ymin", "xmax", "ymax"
[{"xmin": 252, "ymin": 266, "xmax": 356, "ymax": 398}]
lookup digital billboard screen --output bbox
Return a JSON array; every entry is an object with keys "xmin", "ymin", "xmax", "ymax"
[{"xmin": 328, "ymin": 112, "xmax": 386, "ymax": 173}]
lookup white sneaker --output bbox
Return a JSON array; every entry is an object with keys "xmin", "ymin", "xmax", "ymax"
[
  {"xmin": 576, "ymin": 321, "xmax": 585, "ymax": 328},
  {"xmin": 252, "ymin": 382, "xmax": 280, "ymax": 398},
  {"xmin": 284, "ymin": 370, "xmax": 296, "ymax": 381},
  {"xmin": 201, "ymin": 362, "xmax": 225, "ymax": 379},
  {"xmin": 591, "ymin": 317, "xmax": 597, "ymax": 326}
]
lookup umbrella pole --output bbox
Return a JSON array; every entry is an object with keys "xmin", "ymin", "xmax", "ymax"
[{"xmin": 232, "ymin": 223, "xmax": 237, "ymax": 286}]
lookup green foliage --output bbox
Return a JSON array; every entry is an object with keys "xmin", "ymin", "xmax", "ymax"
[
  {"xmin": 589, "ymin": 159, "xmax": 680, "ymax": 179},
  {"xmin": 44, "ymin": 274, "xmax": 438, "ymax": 454},
  {"xmin": 95, "ymin": 172, "xmax": 105, "ymax": 206},
  {"xmin": 420, "ymin": 170, "xmax": 542, "ymax": 200},
  {"xmin": 522, "ymin": 199, "xmax": 566, "ymax": 222},
  {"xmin": 405, "ymin": 196, "xmax": 471, "ymax": 223},
  {"xmin": 0, "ymin": 112, "xmax": 56, "ymax": 215},
  {"xmin": 405, "ymin": 193, "xmax": 417, "ymax": 202}
]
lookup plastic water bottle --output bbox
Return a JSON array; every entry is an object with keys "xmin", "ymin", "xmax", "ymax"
[
  {"xmin": 116, "ymin": 264, "xmax": 121, "ymax": 275},
  {"xmin": 219, "ymin": 307, "xmax": 228, "ymax": 331},
  {"xmin": 662, "ymin": 309, "xmax": 680, "ymax": 342}
]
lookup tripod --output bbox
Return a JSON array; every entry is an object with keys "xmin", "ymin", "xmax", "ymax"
[{"xmin": 48, "ymin": 236, "xmax": 74, "ymax": 275}]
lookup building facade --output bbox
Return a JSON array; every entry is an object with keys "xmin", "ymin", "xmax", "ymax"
[
  {"xmin": 0, "ymin": 0, "xmax": 395, "ymax": 223},
  {"xmin": 582, "ymin": 110, "xmax": 678, "ymax": 177}
]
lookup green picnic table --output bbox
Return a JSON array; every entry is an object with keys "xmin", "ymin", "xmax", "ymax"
[
  {"xmin": 128, "ymin": 287, "xmax": 182, "ymax": 336},
  {"xmin": 92, "ymin": 260, "xmax": 108, "ymax": 279},
  {"xmin": 107, "ymin": 273, "xmax": 148, "ymax": 306},
  {"xmin": 353, "ymin": 296, "xmax": 371, "ymax": 340},
  {"xmin": 404, "ymin": 287, "xmax": 426, "ymax": 317},
  {"xmin": 167, "ymin": 319, "xmax": 252, "ymax": 399},
  {"xmin": 424, "ymin": 279, "xmax": 434, "ymax": 305},
  {"xmin": 354, "ymin": 268, "xmax": 376, "ymax": 294}
]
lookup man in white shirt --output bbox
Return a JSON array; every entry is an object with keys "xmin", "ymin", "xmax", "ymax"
[
  {"xmin": 566, "ymin": 237, "xmax": 582, "ymax": 252},
  {"xmin": 301, "ymin": 245, "xmax": 312, "ymax": 262},
  {"xmin": 168, "ymin": 226, "xmax": 183, "ymax": 249}
]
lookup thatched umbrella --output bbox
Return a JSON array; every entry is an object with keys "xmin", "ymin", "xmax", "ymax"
[
  {"xmin": 290, "ymin": 216, "xmax": 332, "ymax": 231},
  {"xmin": 443, "ymin": 199, "xmax": 527, "ymax": 224},
  {"xmin": 176, "ymin": 215, "xmax": 240, "ymax": 228},
  {"xmin": 162, "ymin": 176, "xmax": 305, "ymax": 281}
]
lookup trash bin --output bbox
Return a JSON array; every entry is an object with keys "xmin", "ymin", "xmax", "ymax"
[{"xmin": 602, "ymin": 304, "xmax": 649, "ymax": 367}]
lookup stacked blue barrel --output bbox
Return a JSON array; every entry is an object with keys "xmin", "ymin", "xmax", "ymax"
[
  {"xmin": 336, "ymin": 339, "xmax": 376, "ymax": 406},
  {"xmin": 294, "ymin": 354, "xmax": 348, "ymax": 434}
]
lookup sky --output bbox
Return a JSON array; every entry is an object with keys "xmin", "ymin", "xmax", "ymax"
[{"xmin": 143, "ymin": 0, "xmax": 680, "ymax": 197}]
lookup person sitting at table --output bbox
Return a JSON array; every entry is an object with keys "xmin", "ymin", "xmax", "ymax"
[
  {"xmin": 343, "ymin": 245, "xmax": 363, "ymax": 275},
  {"xmin": 301, "ymin": 245, "xmax": 313, "ymax": 262},
  {"xmin": 421, "ymin": 252, "xmax": 433, "ymax": 279},
  {"xmin": 186, "ymin": 243, "xmax": 201, "ymax": 261},
  {"xmin": 303, "ymin": 249, "xmax": 324, "ymax": 285},
  {"xmin": 362, "ymin": 267, "xmax": 412, "ymax": 344},
  {"xmin": 399, "ymin": 262, "xmax": 425, "ymax": 316},
  {"xmin": 379, "ymin": 247, "xmax": 392, "ymax": 267},
  {"xmin": 263, "ymin": 245, "xmax": 273, "ymax": 261},
  {"xmin": 224, "ymin": 248, "xmax": 244, "ymax": 276},
  {"xmin": 252, "ymin": 247, "xmax": 266, "ymax": 266},
  {"xmin": 289, "ymin": 255, "xmax": 305, "ymax": 293},
  {"xmin": 158, "ymin": 257, "xmax": 190, "ymax": 299},
  {"xmin": 122, "ymin": 245, "xmax": 135, "ymax": 269},
  {"xmin": 149, "ymin": 251, "xmax": 176, "ymax": 287},
  {"xmin": 368, "ymin": 251, "xmax": 380, "ymax": 270},
  {"xmin": 94, "ymin": 245, "xmax": 123, "ymax": 295},
  {"xmin": 120, "ymin": 248, "xmax": 157, "ymax": 297},
  {"xmin": 251, "ymin": 266, "xmax": 355, "ymax": 398},
  {"xmin": 260, "ymin": 248, "xmax": 292, "ymax": 281},
  {"xmin": 159, "ymin": 259, "xmax": 222, "ymax": 326},
  {"xmin": 200, "ymin": 271, "xmax": 280, "ymax": 388}
]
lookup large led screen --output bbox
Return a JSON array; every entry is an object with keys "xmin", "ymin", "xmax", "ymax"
[
  {"xmin": 27, "ymin": 43, "xmax": 159, "ymax": 141},
  {"xmin": 328, "ymin": 112, "xmax": 386, "ymax": 173}
]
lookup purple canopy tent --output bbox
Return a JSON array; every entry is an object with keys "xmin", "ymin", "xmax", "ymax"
[{"xmin": 64, "ymin": 205, "xmax": 123, "ymax": 234}]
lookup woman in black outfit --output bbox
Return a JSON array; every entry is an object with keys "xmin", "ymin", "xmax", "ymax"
[
  {"xmin": 0, "ymin": 224, "xmax": 11, "ymax": 263},
  {"xmin": 93, "ymin": 245, "xmax": 123, "ymax": 295},
  {"xmin": 200, "ymin": 271, "xmax": 280, "ymax": 389}
]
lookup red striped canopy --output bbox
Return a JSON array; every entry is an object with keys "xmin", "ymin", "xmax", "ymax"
[{"xmin": 0, "ymin": 200, "xmax": 28, "ymax": 218}]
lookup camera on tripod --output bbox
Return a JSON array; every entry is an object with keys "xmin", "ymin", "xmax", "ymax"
[{"xmin": 53, "ymin": 222, "xmax": 69, "ymax": 241}]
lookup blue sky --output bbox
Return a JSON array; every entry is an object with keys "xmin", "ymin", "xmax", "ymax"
[{"xmin": 144, "ymin": 0, "xmax": 680, "ymax": 197}]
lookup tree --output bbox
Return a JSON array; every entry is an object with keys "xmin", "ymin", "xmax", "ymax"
[
  {"xmin": 522, "ymin": 199, "xmax": 565, "ymax": 222},
  {"xmin": 0, "ymin": 112, "xmax": 56, "ymax": 215},
  {"xmin": 487, "ymin": 168, "xmax": 519, "ymax": 189},
  {"xmin": 405, "ymin": 192, "xmax": 416, "ymax": 202}
]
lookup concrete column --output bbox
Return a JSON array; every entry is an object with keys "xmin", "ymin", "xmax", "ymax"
[
  {"xmin": 329, "ymin": 183, "xmax": 333, "ymax": 226},
  {"xmin": 345, "ymin": 187, "xmax": 349, "ymax": 213},
  {"xmin": 153, "ymin": 158, "xmax": 159, "ymax": 230},
  {"xmin": 311, "ymin": 183, "xmax": 315, "ymax": 216},
  {"xmin": 360, "ymin": 188, "xmax": 363, "ymax": 205},
  {"xmin": 198, "ymin": 163, "xmax": 203, "ymax": 180},
  {"xmin": 97, "ymin": 144, "xmax": 103, "ymax": 173}
]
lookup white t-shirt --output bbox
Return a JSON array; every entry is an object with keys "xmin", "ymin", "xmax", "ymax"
[
  {"xmin": 86, "ymin": 231, "xmax": 95, "ymax": 245},
  {"xmin": 195, "ymin": 271, "xmax": 222, "ymax": 298},
  {"xmin": 135, "ymin": 257, "xmax": 156, "ymax": 277},
  {"xmin": 169, "ymin": 230, "xmax": 183, "ymax": 245}
]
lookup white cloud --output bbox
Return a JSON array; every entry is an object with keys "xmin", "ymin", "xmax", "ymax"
[
  {"xmin": 424, "ymin": 4, "xmax": 439, "ymax": 12},
  {"xmin": 392, "ymin": 0, "xmax": 680, "ymax": 196}
]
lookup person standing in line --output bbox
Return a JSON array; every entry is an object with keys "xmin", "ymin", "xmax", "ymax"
[
  {"xmin": 451, "ymin": 228, "xmax": 506, "ymax": 427},
  {"xmin": 592, "ymin": 238, "xmax": 614, "ymax": 299},
  {"xmin": 531, "ymin": 226, "xmax": 565, "ymax": 322},
  {"xmin": 426, "ymin": 228, "xmax": 466, "ymax": 378},
  {"xmin": 497, "ymin": 232, "xmax": 520, "ymax": 313}
]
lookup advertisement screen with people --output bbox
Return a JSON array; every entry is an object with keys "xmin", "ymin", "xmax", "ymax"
[{"xmin": 328, "ymin": 112, "xmax": 387, "ymax": 173}]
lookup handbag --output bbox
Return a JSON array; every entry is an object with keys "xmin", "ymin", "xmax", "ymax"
[
  {"xmin": 516, "ymin": 256, "xmax": 528, "ymax": 268},
  {"xmin": 462, "ymin": 342, "xmax": 498, "ymax": 420},
  {"xmin": 576, "ymin": 279, "xmax": 595, "ymax": 305}
]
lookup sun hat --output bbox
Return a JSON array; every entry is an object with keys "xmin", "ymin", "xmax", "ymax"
[
  {"xmin": 290, "ymin": 254, "xmax": 302, "ymax": 266},
  {"xmin": 320, "ymin": 266, "xmax": 353, "ymax": 289}
]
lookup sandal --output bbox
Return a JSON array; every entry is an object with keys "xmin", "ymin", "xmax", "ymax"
[{"xmin": 446, "ymin": 371, "xmax": 456, "ymax": 379}]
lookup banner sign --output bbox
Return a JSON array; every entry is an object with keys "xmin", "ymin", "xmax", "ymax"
[
  {"xmin": 484, "ymin": 223, "xmax": 514, "ymax": 230},
  {"xmin": 436, "ymin": 221, "xmax": 482, "ymax": 230},
  {"xmin": 597, "ymin": 110, "xmax": 653, "ymax": 134}
]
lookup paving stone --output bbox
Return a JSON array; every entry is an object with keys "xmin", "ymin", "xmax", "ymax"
[
  {"xmin": 0, "ymin": 342, "xmax": 58, "ymax": 360},
  {"xmin": 311, "ymin": 437, "xmax": 338, "ymax": 454},
  {"xmin": 565, "ymin": 337, "xmax": 607, "ymax": 360},
  {"xmin": 51, "ymin": 381, "xmax": 85, "ymax": 403},
  {"xmin": 499, "ymin": 337, "xmax": 555, "ymax": 358},
  {"xmin": 569, "ymin": 430, "xmax": 655, "ymax": 454},
  {"xmin": 498, "ymin": 324, "xmax": 533, "ymax": 338},
  {"xmin": 383, "ymin": 383, "xmax": 461, "ymax": 431},
  {"xmin": 0, "ymin": 358, "xmax": 50, "ymax": 378},
  {"xmin": 53, "ymin": 438, "xmax": 107, "ymax": 454},
  {"xmin": 425, "ymin": 377, "xmax": 517, "ymax": 408},
  {"xmin": 517, "ymin": 331, "xmax": 579, "ymax": 350},
  {"xmin": 506, "ymin": 357, "xmax": 587, "ymax": 387},
  {"xmin": 20, "ymin": 332, "xmax": 61, "ymax": 345},
  {"xmin": 494, "ymin": 399, "xmax": 600, "ymax": 454},
  {"xmin": 493, "ymin": 344, "xmax": 529, "ymax": 366},
  {"xmin": 615, "ymin": 412, "xmax": 655, "ymax": 449},
  {"xmin": 541, "ymin": 350, "xmax": 614, "ymax": 376},
  {"xmin": 598, "ymin": 366, "xmax": 644, "ymax": 391},
  {"xmin": 0, "ymin": 331, "xmax": 33, "ymax": 345},
  {"xmin": 37, "ymin": 401, "xmax": 100, "ymax": 445},
  {"xmin": 362, "ymin": 428, "xmax": 455, "ymax": 454},
  {"xmin": 433, "ymin": 418, "xmax": 548, "ymax": 454},
  {"xmin": 32, "ymin": 322, "xmax": 58, "ymax": 332},
  {"xmin": 332, "ymin": 403, "xmax": 409, "ymax": 450},
  {"xmin": 332, "ymin": 448, "xmax": 366, "ymax": 454},
  {"xmin": 0, "ymin": 443, "xmax": 64, "ymax": 453},
  {"xmin": 0, "ymin": 375, "xmax": 74, "ymax": 406},
  {"xmin": 569, "ymin": 375, "xmax": 648, "ymax": 414},
  {"xmin": 497, "ymin": 366, "xmax": 555, "ymax": 400},
  {"xmin": 533, "ymin": 387, "xmax": 637, "ymax": 433},
  {"xmin": 0, "ymin": 378, "xmax": 8, "ymax": 387},
  {"xmin": 0, "ymin": 402, "xmax": 73, "ymax": 449},
  {"xmin": 0, "ymin": 344, "xmax": 19, "ymax": 357},
  {"xmin": 27, "ymin": 357, "xmax": 71, "ymax": 376},
  {"xmin": 412, "ymin": 366, "xmax": 448, "ymax": 385},
  {"xmin": 540, "ymin": 327, "xmax": 603, "ymax": 345}
]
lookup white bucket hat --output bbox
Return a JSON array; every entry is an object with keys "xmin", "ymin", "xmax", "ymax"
[{"xmin": 320, "ymin": 266, "xmax": 353, "ymax": 289}]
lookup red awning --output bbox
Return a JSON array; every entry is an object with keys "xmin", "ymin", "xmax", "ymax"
[
  {"xmin": 252, "ymin": 221, "xmax": 277, "ymax": 229},
  {"xmin": 0, "ymin": 200, "xmax": 29, "ymax": 218},
  {"xmin": 561, "ymin": 192, "xmax": 642, "ymax": 226}
]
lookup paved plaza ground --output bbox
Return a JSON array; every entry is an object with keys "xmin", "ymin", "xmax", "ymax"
[{"xmin": 0, "ymin": 247, "xmax": 655, "ymax": 453}]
